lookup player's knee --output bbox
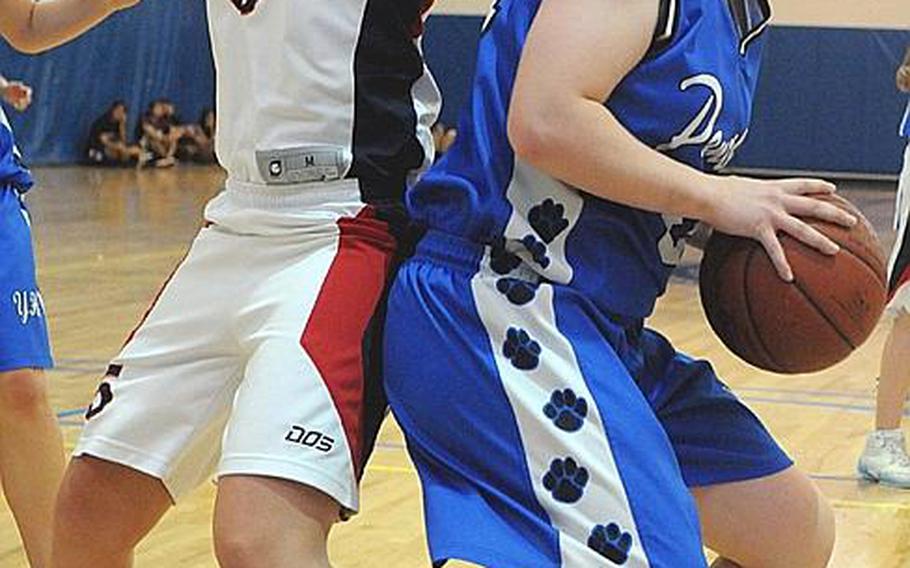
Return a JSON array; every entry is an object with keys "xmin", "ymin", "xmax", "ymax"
[
  {"xmin": 214, "ymin": 523, "xmax": 329, "ymax": 568},
  {"xmin": 214, "ymin": 530, "xmax": 267, "ymax": 568},
  {"xmin": 0, "ymin": 369, "xmax": 50, "ymax": 417},
  {"xmin": 214, "ymin": 527, "xmax": 285, "ymax": 568},
  {"xmin": 748, "ymin": 492, "xmax": 834, "ymax": 568}
]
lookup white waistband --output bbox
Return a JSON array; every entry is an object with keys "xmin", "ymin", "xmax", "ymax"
[{"xmin": 222, "ymin": 177, "xmax": 363, "ymax": 209}]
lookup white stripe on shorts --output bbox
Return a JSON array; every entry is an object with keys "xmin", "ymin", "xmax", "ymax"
[{"xmin": 471, "ymin": 264, "xmax": 650, "ymax": 567}]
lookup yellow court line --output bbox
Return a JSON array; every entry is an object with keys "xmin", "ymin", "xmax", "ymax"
[
  {"xmin": 368, "ymin": 464, "xmax": 417, "ymax": 475},
  {"xmin": 829, "ymin": 499, "xmax": 910, "ymax": 512}
]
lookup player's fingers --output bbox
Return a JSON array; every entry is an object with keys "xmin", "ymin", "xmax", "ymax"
[
  {"xmin": 777, "ymin": 178, "xmax": 836, "ymax": 196},
  {"xmin": 783, "ymin": 195, "xmax": 857, "ymax": 227},
  {"xmin": 778, "ymin": 215, "xmax": 839, "ymax": 256},
  {"xmin": 758, "ymin": 226, "xmax": 793, "ymax": 282}
]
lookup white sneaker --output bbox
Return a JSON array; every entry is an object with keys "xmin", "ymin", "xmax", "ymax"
[{"xmin": 857, "ymin": 430, "xmax": 910, "ymax": 488}]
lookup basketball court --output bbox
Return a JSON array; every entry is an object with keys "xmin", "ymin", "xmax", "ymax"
[{"xmin": 0, "ymin": 166, "xmax": 904, "ymax": 566}]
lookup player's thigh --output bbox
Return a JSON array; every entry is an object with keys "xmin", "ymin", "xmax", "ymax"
[
  {"xmin": 641, "ymin": 339, "xmax": 830, "ymax": 566},
  {"xmin": 384, "ymin": 240, "xmax": 705, "ymax": 567},
  {"xmin": 55, "ymin": 456, "xmax": 172, "ymax": 546},
  {"xmin": 213, "ymin": 475, "xmax": 337, "ymax": 564},
  {"xmin": 217, "ymin": 220, "xmax": 395, "ymax": 515},
  {"xmin": 218, "ymin": 337, "xmax": 365, "ymax": 513},
  {"xmin": 691, "ymin": 467, "xmax": 834, "ymax": 568},
  {"xmin": 76, "ymin": 226, "xmax": 247, "ymax": 500}
]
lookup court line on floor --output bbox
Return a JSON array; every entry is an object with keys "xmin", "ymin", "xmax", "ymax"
[
  {"xmin": 829, "ymin": 499, "xmax": 910, "ymax": 512},
  {"xmin": 741, "ymin": 396, "xmax": 910, "ymax": 417},
  {"xmin": 54, "ymin": 392, "xmax": 908, "ymax": 430},
  {"xmin": 50, "ymin": 366, "xmax": 100, "ymax": 374},
  {"xmin": 54, "ymin": 396, "xmax": 890, "ymax": 422},
  {"xmin": 735, "ymin": 385, "xmax": 873, "ymax": 400},
  {"xmin": 49, "ymin": 360, "xmax": 881, "ymax": 403}
]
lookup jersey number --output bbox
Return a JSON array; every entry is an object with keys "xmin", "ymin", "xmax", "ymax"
[{"xmin": 230, "ymin": 0, "xmax": 259, "ymax": 15}]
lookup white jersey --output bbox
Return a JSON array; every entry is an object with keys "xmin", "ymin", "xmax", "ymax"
[{"xmin": 206, "ymin": 0, "xmax": 440, "ymax": 202}]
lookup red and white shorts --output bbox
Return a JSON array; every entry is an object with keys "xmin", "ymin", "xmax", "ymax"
[
  {"xmin": 890, "ymin": 142, "xmax": 910, "ymax": 315},
  {"xmin": 75, "ymin": 179, "xmax": 395, "ymax": 512}
]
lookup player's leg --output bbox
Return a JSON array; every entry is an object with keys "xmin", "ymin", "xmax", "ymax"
[
  {"xmin": 52, "ymin": 225, "xmax": 243, "ymax": 566},
  {"xmin": 52, "ymin": 457, "xmax": 172, "ymax": 568},
  {"xmin": 858, "ymin": 145, "xmax": 910, "ymax": 487},
  {"xmin": 641, "ymin": 335, "xmax": 832, "ymax": 568},
  {"xmin": 873, "ymin": 313, "xmax": 910, "ymax": 432},
  {"xmin": 0, "ymin": 188, "xmax": 61, "ymax": 568},
  {"xmin": 212, "ymin": 205, "xmax": 394, "ymax": 567},
  {"xmin": 692, "ymin": 467, "xmax": 834, "ymax": 568},
  {"xmin": 857, "ymin": 311, "xmax": 910, "ymax": 487},
  {"xmin": 385, "ymin": 233, "xmax": 707, "ymax": 566},
  {"xmin": 0, "ymin": 369, "xmax": 63, "ymax": 568},
  {"xmin": 213, "ymin": 477, "xmax": 336, "ymax": 568}
]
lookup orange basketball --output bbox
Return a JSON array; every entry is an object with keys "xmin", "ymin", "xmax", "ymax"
[{"xmin": 699, "ymin": 194, "xmax": 888, "ymax": 374}]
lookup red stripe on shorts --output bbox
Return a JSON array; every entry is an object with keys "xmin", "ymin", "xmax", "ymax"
[{"xmin": 300, "ymin": 206, "xmax": 396, "ymax": 475}]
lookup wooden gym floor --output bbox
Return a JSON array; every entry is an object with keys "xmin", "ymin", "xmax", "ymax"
[{"xmin": 0, "ymin": 166, "xmax": 907, "ymax": 567}]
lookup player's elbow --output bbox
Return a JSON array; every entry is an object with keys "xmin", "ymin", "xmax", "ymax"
[{"xmin": 507, "ymin": 99, "xmax": 565, "ymax": 168}]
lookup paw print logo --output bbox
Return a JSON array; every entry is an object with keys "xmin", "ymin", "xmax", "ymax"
[
  {"xmin": 543, "ymin": 389, "xmax": 588, "ymax": 432},
  {"xmin": 520, "ymin": 235, "xmax": 551, "ymax": 269},
  {"xmin": 542, "ymin": 457, "xmax": 589, "ymax": 504},
  {"xmin": 490, "ymin": 239, "xmax": 523, "ymax": 275},
  {"xmin": 503, "ymin": 327, "xmax": 542, "ymax": 371},
  {"xmin": 588, "ymin": 523, "xmax": 633, "ymax": 565},
  {"xmin": 529, "ymin": 198, "xmax": 570, "ymax": 244},
  {"xmin": 496, "ymin": 278, "xmax": 538, "ymax": 306},
  {"xmin": 668, "ymin": 218, "xmax": 698, "ymax": 247}
]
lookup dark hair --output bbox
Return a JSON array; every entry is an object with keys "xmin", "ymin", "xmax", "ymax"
[
  {"xmin": 199, "ymin": 108, "xmax": 215, "ymax": 136},
  {"xmin": 107, "ymin": 100, "xmax": 128, "ymax": 120}
]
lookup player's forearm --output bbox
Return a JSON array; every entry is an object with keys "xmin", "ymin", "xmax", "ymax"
[
  {"xmin": 508, "ymin": 95, "xmax": 724, "ymax": 224},
  {"xmin": 0, "ymin": 0, "xmax": 126, "ymax": 54}
]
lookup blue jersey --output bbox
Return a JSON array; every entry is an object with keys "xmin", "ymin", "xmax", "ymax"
[
  {"xmin": 0, "ymin": 107, "xmax": 34, "ymax": 191},
  {"xmin": 408, "ymin": 0, "xmax": 771, "ymax": 318}
]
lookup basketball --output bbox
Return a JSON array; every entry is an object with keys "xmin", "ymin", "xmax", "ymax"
[{"xmin": 699, "ymin": 194, "xmax": 889, "ymax": 374}]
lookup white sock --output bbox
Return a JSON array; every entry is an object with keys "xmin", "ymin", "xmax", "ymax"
[{"xmin": 874, "ymin": 428, "xmax": 904, "ymax": 442}]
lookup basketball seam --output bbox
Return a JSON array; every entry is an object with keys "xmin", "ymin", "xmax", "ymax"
[
  {"xmin": 838, "ymin": 243, "xmax": 888, "ymax": 289},
  {"xmin": 742, "ymin": 248, "xmax": 783, "ymax": 372},
  {"xmin": 824, "ymin": 237, "xmax": 886, "ymax": 288},
  {"xmin": 790, "ymin": 279, "xmax": 856, "ymax": 350}
]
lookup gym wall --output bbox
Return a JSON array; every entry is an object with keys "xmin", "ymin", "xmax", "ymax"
[
  {"xmin": 429, "ymin": 0, "xmax": 910, "ymax": 177},
  {"xmin": 0, "ymin": 0, "xmax": 907, "ymax": 177}
]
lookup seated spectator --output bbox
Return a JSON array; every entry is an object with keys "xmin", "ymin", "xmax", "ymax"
[
  {"xmin": 176, "ymin": 108, "xmax": 216, "ymax": 164},
  {"xmin": 86, "ymin": 101, "xmax": 143, "ymax": 166},
  {"xmin": 137, "ymin": 100, "xmax": 179, "ymax": 168}
]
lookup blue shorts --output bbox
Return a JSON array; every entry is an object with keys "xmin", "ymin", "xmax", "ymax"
[
  {"xmin": 384, "ymin": 231, "xmax": 792, "ymax": 567},
  {"xmin": 0, "ymin": 187, "xmax": 52, "ymax": 372}
]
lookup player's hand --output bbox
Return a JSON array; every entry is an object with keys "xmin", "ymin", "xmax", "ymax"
[
  {"xmin": 898, "ymin": 65, "xmax": 910, "ymax": 93},
  {"xmin": 705, "ymin": 176, "xmax": 857, "ymax": 282},
  {"xmin": 1, "ymin": 81, "xmax": 32, "ymax": 112}
]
